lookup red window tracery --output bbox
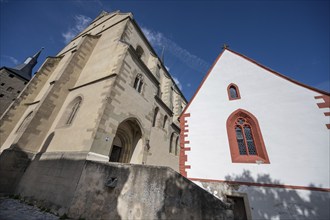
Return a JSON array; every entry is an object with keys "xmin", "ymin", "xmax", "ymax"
[{"xmin": 227, "ymin": 109, "xmax": 270, "ymax": 164}]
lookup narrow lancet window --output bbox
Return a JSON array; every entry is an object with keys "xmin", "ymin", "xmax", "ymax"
[
  {"xmin": 66, "ymin": 99, "xmax": 81, "ymax": 125},
  {"xmin": 227, "ymin": 83, "xmax": 241, "ymax": 100},
  {"xmin": 133, "ymin": 74, "xmax": 144, "ymax": 94}
]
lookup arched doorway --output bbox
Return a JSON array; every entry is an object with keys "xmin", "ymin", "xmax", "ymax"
[{"xmin": 109, "ymin": 118, "xmax": 143, "ymax": 163}]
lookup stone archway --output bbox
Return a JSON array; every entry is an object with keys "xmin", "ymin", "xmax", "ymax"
[{"xmin": 109, "ymin": 118, "xmax": 143, "ymax": 163}]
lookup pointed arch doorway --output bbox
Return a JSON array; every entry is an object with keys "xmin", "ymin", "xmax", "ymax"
[{"xmin": 109, "ymin": 118, "xmax": 143, "ymax": 163}]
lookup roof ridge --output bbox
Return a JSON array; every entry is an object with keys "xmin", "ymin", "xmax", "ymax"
[{"xmin": 225, "ymin": 48, "xmax": 330, "ymax": 96}]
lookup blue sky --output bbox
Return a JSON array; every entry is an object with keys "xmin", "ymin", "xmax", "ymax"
[{"xmin": 1, "ymin": 0, "xmax": 329, "ymax": 100}]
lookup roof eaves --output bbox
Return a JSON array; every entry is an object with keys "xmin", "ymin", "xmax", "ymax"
[
  {"xmin": 1, "ymin": 67, "xmax": 30, "ymax": 81},
  {"xmin": 180, "ymin": 49, "xmax": 226, "ymax": 118}
]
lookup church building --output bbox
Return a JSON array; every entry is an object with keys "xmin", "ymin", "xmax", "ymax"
[
  {"xmin": 0, "ymin": 11, "xmax": 186, "ymax": 170},
  {"xmin": 180, "ymin": 48, "xmax": 330, "ymax": 219},
  {"xmin": 0, "ymin": 11, "xmax": 221, "ymax": 219}
]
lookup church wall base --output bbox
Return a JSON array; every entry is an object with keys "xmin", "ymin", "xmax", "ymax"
[
  {"xmin": 1, "ymin": 151, "xmax": 233, "ymax": 219},
  {"xmin": 0, "ymin": 148, "xmax": 32, "ymax": 194}
]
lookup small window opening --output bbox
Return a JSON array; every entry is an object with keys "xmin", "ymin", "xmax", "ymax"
[
  {"xmin": 230, "ymin": 87, "xmax": 238, "ymax": 99},
  {"xmin": 169, "ymin": 133, "xmax": 174, "ymax": 153},
  {"xmin": 136, "ymin": 45, "xmax": 144, "ymax": 59},
  {"xmin": 163, "ymin": 115, "xmax": 168, "ymax": 128},
  {"xmin": 152, "ymin": 107, "xmax": 159, "ymax": 127},
  {"xmin": 175, "ymin": 136, "xmax": 179, "ymax": 156},
  {"xmin": 133, "ymin": 74, "xmax": 144, "ymax": 94},
  {"xmin": 227, "ymin": 83, "xmax": 241, "ymax": 100}
]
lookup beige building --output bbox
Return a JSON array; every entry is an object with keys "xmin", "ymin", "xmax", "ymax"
[
  {"xmin": 0, "ymin": 11, "xmax": 234, "ymax": 219},
  {"xmin": 0, "ymin": 11, "xmax": 186, "ymax": 170}
]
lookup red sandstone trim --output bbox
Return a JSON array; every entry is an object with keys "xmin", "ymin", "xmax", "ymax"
[
  {"xmin": 314, "ymin": 95, "xmax": 330, "ymax": 129},
  {"xmin": 189, "ymin": 177, "xmax": 330, "ymax": 192},
  {"xmin": 315, "ymin": 95, "xmax": 330, "ymax": 108},
  {"xmin": 179, "ymin": 113, "xmax": 191, "ymax": 177},
  {"xmin": 226, "ymin": 109, "xmax": 270, "ymax": 164},
  {"xmin": 227, "ymin": 83, "xmax": 241, "ymax": 100}
]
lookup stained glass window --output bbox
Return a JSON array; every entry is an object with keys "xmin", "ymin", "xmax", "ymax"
[{"xmin": 235, "ymin": 118, "xmax": 257, "ymax": 156}]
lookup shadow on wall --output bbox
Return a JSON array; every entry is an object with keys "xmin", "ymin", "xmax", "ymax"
[
  {"xmin": 68, "ymin": 161, "xmax": 130, "ymax": 219},
  {"xmin": 157, "ymin": 171, "xmax": 231, "ymax": 220},
  {"xmin": 225, "ymin": 170, "xmax": 330, "ymax": 220},
  {"xmin": 0, "ymin": 147, "xmax": 31, "ymax": 194},
  {"xmin": 0, "ymin": 146, "xmax": 126, "ymax": 218},
  {"xmin": 0, "ymin": 146, "xmax": 232, "ymax": 219}
]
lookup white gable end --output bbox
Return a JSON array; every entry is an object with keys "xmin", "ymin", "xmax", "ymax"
[{"xmin": 183, "ymin": 49, "xmax": 329, "ymax": 189}]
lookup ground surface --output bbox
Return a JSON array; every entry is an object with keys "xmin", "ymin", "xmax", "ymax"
[{"xmin": 0, "ymin": 197, "xmax": 59, "ymax": 220}]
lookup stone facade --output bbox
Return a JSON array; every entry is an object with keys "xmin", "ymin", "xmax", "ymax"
[
  {"xmin": 0, "ymin": 11, "xmax": 186, "ymax": 170},
  {"xmin": 0, "ymin": 49, "xmax": 43, "ymax": 117},
  {"xmin": 1, "ymin": 11, "xmax": 235, "ymax": 219},
  {"xmin": 0, "ymin": 68, "xmax": 28, "ymax": 116}
]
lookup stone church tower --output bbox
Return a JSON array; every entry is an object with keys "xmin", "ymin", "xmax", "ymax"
[
  {"xmin": 0, "ymin": 48, "xmax": 43, "ymax": 116},
  {"xmin": 0, "ymin": 11, "xmax": 234, "ymax": 219},
  {"xmin": 0, "ymin": 10, "xmax": 186, "ymax": 188}
]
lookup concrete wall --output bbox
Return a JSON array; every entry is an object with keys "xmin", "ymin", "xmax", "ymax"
[
  {"xmin": 15, "ymin": 152, "xmax": 86, "ymax": 210},
  {"xmin": 68, "ymin": 160, "xmax": 232, "ymax": 220},
  {"xmin": 4, "ymin": 152, "xmax": 232, "ymax": 219}
]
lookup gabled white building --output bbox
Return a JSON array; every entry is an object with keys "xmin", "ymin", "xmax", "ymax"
[{"xmin": 180, "ymin": 48, "xmax": 330, "ymax": 219}]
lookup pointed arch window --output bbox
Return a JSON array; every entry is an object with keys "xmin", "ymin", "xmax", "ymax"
[
  {"xmin": 66, "ymin": 98, "xmax": 81, "ymax": 125},
  {"xmin": 227, "ymin": 109, "xmax": 270, "ymax": 163},
  {"xmin": 16, "ymin": 111, "xmax": 33, "ymax": 133},
  {"xmin": 58, "ymin": 96, "xmax": 82, "ymax": 127},
  {"xmin": 175, "ymin": 136, "xmax": 179, "ymax": 156},
  {"xmin": 163, "ymin": 115, "xmax": 168, "ymax": 128},
  {"xmin": 227, "ymin": 83, "xmax": 241, "ymax": 100},
  {"xmin": 169, "ymin": 133, "xmax": 179, "ymax": 155},
  {"xmin": 152, "ymin": 107, "xmax": 159, "ymax": 127},
  {"xmin": 133, "ymin": 74, "xmax": 144, "ymax": 93},
  {"xmin": 169, "ymin": 133, "xmax": 175, "ymax": 153}
]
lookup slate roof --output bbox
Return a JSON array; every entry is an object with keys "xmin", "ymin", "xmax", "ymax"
[{"xmin": 1, "ymin": 48, "xmax": 43, "ymax": 81}]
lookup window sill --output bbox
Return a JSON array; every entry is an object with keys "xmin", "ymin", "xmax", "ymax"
[{"xmin": 231, "ymin": 155, "xmax": 270, "ymax": 164}]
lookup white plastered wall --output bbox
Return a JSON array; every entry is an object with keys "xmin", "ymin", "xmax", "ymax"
[{"xmin": 185, "ymin": 50, "xmax": 329, "ymax": 189}]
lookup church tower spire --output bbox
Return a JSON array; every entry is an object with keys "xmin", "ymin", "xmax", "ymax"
[{"xmin": 11, "ymin": 47, "xmax": 44, "ymax": 80}]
